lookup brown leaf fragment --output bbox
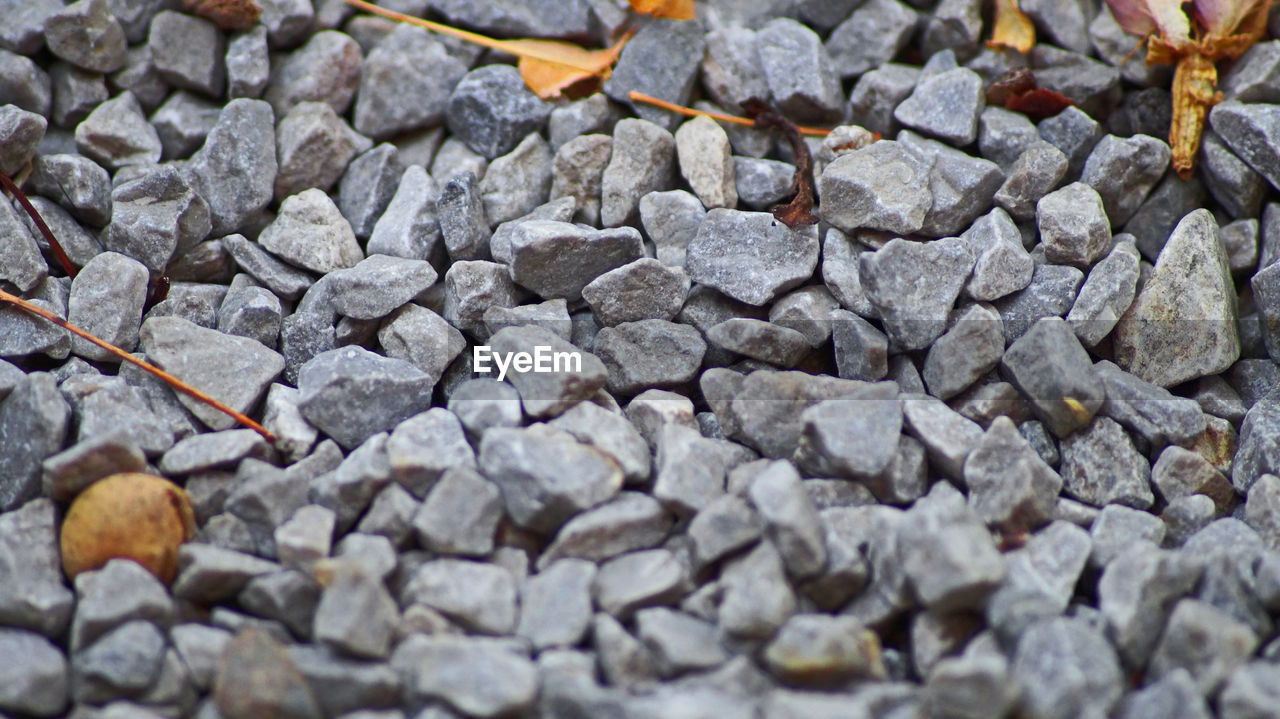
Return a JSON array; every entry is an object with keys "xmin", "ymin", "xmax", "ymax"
[
  {"xmin": 629, "ymin": 0, "xmax": 697, "ymax": 20},
  {"xmin": 988, "ymin": 0, "xmax": 1036, "ymax": 54},
  {"xmin": 183, "ymin": 0, "xmax": 262, "ymax": 31},
  {"xmin": 60, "ymin": 473, "xmax": 197, "ymax": 584},
  {"xmin": 986, "ymin": 69, "xmax": 1075, "ymax": 120},
  {"xmin": 742, "ymin": 98, "xmax": 818, "ymax": 228},
  {"xmin": 514, "ymin": 31, "xmax": 632, "ymax": 100}
]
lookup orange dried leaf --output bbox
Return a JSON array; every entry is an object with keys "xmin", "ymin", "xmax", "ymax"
[
  {"xmin": 513, "ymin": 33, "xmax": 630, "ymax": 100},
  {"xmin": 629, "ymin": 0, "xmax": 696, "ymax": 20},
  {"xmin": 60, "ymin": 473, "xmax": 197, "ymax": 584},
  {"xmin": 988, "ymin": 0, "xmax": 1036, "ymax": 54},
  {"xmin": 183, "ymin": 0, "xmax": 262, "ymax": 31}
]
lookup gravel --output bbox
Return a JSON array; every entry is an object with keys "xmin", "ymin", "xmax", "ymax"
[{"xmin": 5, "ymin": 1, "xmax": 1280, "ymax": 716}]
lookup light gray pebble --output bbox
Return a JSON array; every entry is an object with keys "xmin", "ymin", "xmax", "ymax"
[
  {"xmin": 540, "ymin": 492, "xmax": 671, "ymax": 568},
  {"xmin": 961, "ymin": 207, "xmax": 1034, "ymax": 302},
  {"xmin": 71, "ymin": 619, "xmax": 166, "ymax": 704},
  {"xmin": 516, "ymin": 559, "xmax": 596, "ymax": 650},
  {"xmin": 860, "ymin": 236, "xmax": 975, "ymax": 350},
  {"xmin": 484, "ymin": 325, "xmax": 607, "ymax": 417},
  {"xmin": 636, "ymin": 607, "xmax": 729, "ymax": 678},
  {"xmin": 368, "ymin": 165, "xmax": 441, "ymax": 261},
  {"xmin": 756, "ymin": 18, "xmax": 842, "ymax": 123},
  {"xmin": 354, "ymin": 25, "xmax": 465, "ymax": 140},
  {"xmin": 238, "ymin": 569, "xmax": 321, "ymax": 641},
  {"xmin": 593, "ymin": 319, "xmax": 706, "ymax": 396},
  {"xmin": 151, "ymin": 90, "xmax": 222, "ymax": 160},
  {"xmin": 603, "ymin": 19, "xmax": 704, "ymax": 131},
  {"xmin": 185, "ymin": 98, "xmax": 277, "ymax": 236},
  {"xmin": 639, "ymin": 190, "xmax": 705, "ymax": 269},
  {"xmin": 40, "ymin": 431, "xmax": 146, "ymax": 502},
  {"xmin": 600, "ymin": 118, "xmax": 676, "ymax": 227},
  {"xmin": 819, "ymin": 140, "xmax": 933, "ymax": 235},
  {"xmin": 66, "ymin": 251, "xmax": 149, "ymax": 362},
  {"xmin": 313, "ymin": 562, "xmax": 398, "ymax": 659},
  {"xmin": 1067, "ymin": 238, "xmax": 1140, "ymax": 346},
  {"xmin": 274, "ymin": 504, "xmax": 335, "ymax": 570},
  {"xmin": 594, "ymin": 548, "xmax": 686, "ymax": 618},
  {"xmin": 104, "ymin": 164, "xmax": 212, "ymax": 272},
  {"xmin": 1038, "ymin": 105, "xmax": 1103, "ymax": 179},
  {"xmin": 978, "ymin": 106, "xmax": 1040, "ymax": 168},
  {"xmin": 1149, "ymin": 599, "xmax": 1259, "ymax": 695},
  {"xmin": 483, "ymin": 299, "xmax": 572, "ymax": 342},
  {"xmin": 412, "ymin": 467, "xmax": 501, "ymax": 557},
  {"xmin": 1059, "ymin": 416, "xmax": 1153, "ymax": 509},
  {"xmin": 895, "ymin": 67, "xmax": 984, "ymax": 146},
  {"xmin": 29, "ymin": 152, "xmax": 112, "ymax": 227},
  {"xmin": 437, "ymin": 172, "xmax": 491, "ymax": 262},
  {"xmin": 273, "ymin": 101, "xmax": 370, "ymax": 202},
  {"xmin": 825, "ymin": 0, "xmax": 918, "ymax": 80},
  {"xmin": 0, "ymin": 626, "xmax": 67, "ymax": 716},
  {"xmin": 963, "ymin": 415, "xmax": 1062, "ymax": 528},
  {"xmin": 1000, "ymin": 316, "xmax": 1103, "ymax": 437},
  {"xmin": 1080, "ymin": 133, "xmax": 1171, "ymax": 225},
  {"xmin": 264, "ymin": 30, "xmax": 362, "ymax": 117},
  {"xmin": 45, "ymin": 0, "xmax": 126, "ymax": 73},
  {"xmin": 1210, "ymin": 100, "xmax": 1280, "ymax": 192},
  {"xmin": 390, "ymin": 635, "xmax": 536, "ymax": 718},
  {"xmin": 549, "ymin": 400, "xmax": 651, "ymax": 484},
  {"xmin": 148, "ymin": 10, "xmax": 224, "ymax": 96},
  {"xmin": 508, "ymin": 220, "xmax": 644, "ymax": 303},
  {"xmin": 994, "ymin": 140, "xmax": 1070, "ymax": 222},
  {"xmin": 339, "ymin": 143, "xmax": 404, "ymax": 241},
  {"xmin": 478, "ymin": 423, "xmax": 622, "ymax": 533},
  {"xmin": 747, "ymin": 460, "xmax": 827, "ymax": 579},
  {"xmin": 160, "ymin": 429, "xmax": 271, "ymax": 476},
  {"xmin": 707, "ymin": 319, "xmax": 811, "ymax": 367},
  {"xmin": 548, "ymin": 93, "xmax": 616, "ymax": 150},
  {"xmin": 479, "ymin": 132, "xmax": 553, "ymax": 226},
  {"xmin": 226, "ymin": 25, "xmax": 269, "ymax": 99},
  {"xmin": 74, "ymin": 91, "xmax": 159, "ymax": 169},
  {"xmin": 688, "ymin": 209, "xmax": 819, "ymax": 307},
  {"xmin": 1011, "ymin": 616, "xmax": 1123, "ymax": 719},
  {"xmin": 718, "ymin": 540, "xmax": 796, "ymax": 639},
  {"xmin": 403, "ymin": 558, "xmax": 516, "ymax": 635}
]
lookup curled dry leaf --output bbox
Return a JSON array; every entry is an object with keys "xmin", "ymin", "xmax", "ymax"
[
  {"xmin": 60, "ymin": 473, "xmax": 197, "ymax": 584},
  {"xmin": 182, "ymin": 0, "xmax": 262, "ymax": 31},
  {"xmin": 988, "ymin": 0, "xmax": 1036, "ymax": 54},
  {"xmin": 514, "ymin": 32, "xmax": 632, "ymax": 100},
  {"xmin": 1104, "ymin": 0, "xmax": 1270, "ymax": 178},
  {"xmin": 986, "ymin": 69, "xmax": 1075, "ymax": 120},
  {"xmin": 629, "ymin": 0, "xmax": 697, "ymax": 20}
]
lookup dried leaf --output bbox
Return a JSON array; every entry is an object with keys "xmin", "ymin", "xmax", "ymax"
[
  {"xmin": 988, "ymin": 0, "xmax": 1036, "ymax": 54},
  {"xmin": 183, "ymin": 0, "xmax": 262, "ymax": 31},
  {"xmin": 629, "ymin": 0, "xmax": 697, "ymax": 20},
  {"xmin": 986, "ymin": 69, "xmax": 1075, "ymax": 120},
  {"xmin": 742, "ymin": 98, "xmax": 818, "ymax": 228},
  {"xmin": 60, "ymin": 473, "xmax": 197, "ymax": 584},
  {"xmin": 514, "ymin": 33, "xmax": 631, "ymax": 100}
]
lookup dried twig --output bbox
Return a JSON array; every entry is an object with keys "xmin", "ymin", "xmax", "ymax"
[
  {"xmin": 0, "ymin": 168, "xmax": 78, "ymax": 278},
  {"xmin": 0, "ymin": 288, "xmax": 275, "ymax": 442},
  {"xmin": 741, "ymin": 98, "xmax": 819, "ymax": 228},
  {"xmin": 628, "ymin": 91, "xmax": 832, "ymax": 137}
]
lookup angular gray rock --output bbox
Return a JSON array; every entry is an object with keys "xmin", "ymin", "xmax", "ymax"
[
  {"xmin": 0, "ymin": 498, "xmax": 74, "ymax": 635},
  {"xmin": 600, "ymin": 118, "xmax": 676, "ymax": 227},
  {"xmin": 73, "ymin": 91, "xmax": 160, "ymax": 169},
  {"xmin": 756, "ymin": 18, "xmax": 843, "ymax": 123},
  {"xmin": 1080, "ymin": 134, "xmax": 1172, "ymax": 224},
  {"xmin": 139, "ymin": 316, "xmax": 283, "ymax": 432},
  {"xmin": 446, "ymin": 64, "xmax": 551, "ymax": 160},
  {"xmin": 507, "ymin": 221, "xmax": 644, "ymax": 303},
  {"xmin": 354, "ymin": 25, "xmax": 466, "ymax": 140},
  {"xmin": 1210, "ymin": 100, "xmax": 1280, "ymax": 192},
  {"xmin": 1037, "ymin": 182, "xmax": 1112, "ymax": 268},
  {"xmin": 67, "ymin": 252, "xmax": 149, "ymax": 362},
  {"xmin": 859, "ymin": 236, "xmax": 976, "ymax": 350},
  {"xmin": 894, "ymin": 67, "xmax": 984, "ymax": 146},
  {"xmin": 391, "ymin": 635, "xmax": 537, "ymax": 718},
  {"xmin": 603, "ymin": 18, "xmax": 705, "ymax": 130},
  {"xmin": 1000, "ymin": 317, "xmax": 1104, "ymax": 437},
  {"xmin": 186, "ymin": 98, "xmax": 277, "ymax": 236},
  {"xmin": 103, "ymin": 164, "xmax": 213, "ymax": 272},
  {"xmin": 818, "ymin": 141, "xmax": 934, "ymax": 235},
  {"xmin": 1113, "ymin": 209, "xmax": 1240, "ymax": 387},
  {"xmin": 963, "ymin": 416, "xmax": 1063, "ymax": 528},
  {"xmin": 687, "ymin": 209, "xmax": 819, "ymax": 306},
  {"xmin": 1067, "ymin": 238, "xmax": 1141, "ymax": 346},
  {"xmin": 1059, "ymin": 416, "xmax": 1154, "ymax": 509},
  {"xmin": 297, "ymin": 346, "xmax": 434, "ymax": 450}
]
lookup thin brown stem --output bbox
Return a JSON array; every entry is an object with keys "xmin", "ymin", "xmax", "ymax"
[
  {"xmin": 0, "ymin": 288, "xmax": 275, "ymax": 443},
  {"xmin": 742, "ymin": 98, "xmax": 818, "ymax": 228},
  {"xmin": 0, "ymin": 168, "xmax": 78, "ymax": 278},
  {"xmin": 629, "ymin": 91, "xmax": 832, "ymax": 137}
]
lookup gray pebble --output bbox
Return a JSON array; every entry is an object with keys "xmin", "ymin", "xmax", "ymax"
[
  {"xmin": 437, "ymin": 171, "xmax": 491, "ymax": 262},
  {"xmin": 1012, "ymin": 616, "xmax": 1123, "ymax": 719},
  {"xmin": 517, "ymin": 559, "xmax": 596, "ymax": 650},
  {"xmin": 0, "ymin": 103, "xmax": 45, "ymax": 176},
  {"xmin": 45, "ymin": 0, "xmax": 126, "ymax": 73},
  {"xmin": 795, "ymin": 381, "xmax": 900, "ymax": 478},
  {"xmin": 148, "ymin": 10, "xmax": 224, "ymax": 96},
  {"xmin": 922, "ymin": 303, "xmax": 1004, "ymax": 399},
  {"xmin": 594, "ymin": 319, "xmax": 706, "ymax": 396},
  {"xmin": 217, "ymin": 283, "xmax": 282, "ymax": 348},
  {"xmin": 1089, "ymin": 504, "xmax": 1166, "ymax": 570},
  {"xmin": 900, "ymin": 130, "xmax": 1004, "ymax": 237},
  {"xmin": 1211, "ymin": 100, "xmax": 1280, "ymax": 192},
  {"xmin": 296, "ymin": 346, "xmax": 432, "ymax": 450},
  {"xmin": 1037, "ymin": 105, "xmax": 1103, "ymax": 179},
  {"xmin": 0, "ymin": 626, "xmax": 68, "ymax": 716},
  {"xmin": 848, "ymin": 62, "xmax": 919, "ymax": 137},
  {"xmin": 213, "ymin": 627, "xmax": 323, "ymax": 719},
  {"xmin": 52, "ymin": 64, "xmax": 106, "ymax": 134},
  {"xmin": 895, "ymin": 67, "xmax": 984, "ymax": 146},
  {"xmin": 338, "ymin": 143, "xmax": 403, "ymax": 241},
  {"xmin": 764, "ymin": 613, "xmax": 884, "ymax": 686},
  {"xmin": 604, "ymin": 19, "xmax": 704, "ymax": 130},
  {"xmin": 675, "ymin": 116, "xmax": 736, "ymax": 209},
  {"xmin": 443, "ymin": 260, "xmax": 521, "ymax": 337},
  {"xmin": 549, "ymin": 401, "xmax": 650, "ymax": 484},
  {"xmin": 540, "ymin": 492, "xmax": 671, "ymax": 568},
  {"xmin": 390, "ymin": 635, "xmax": 536, "ymax": 718},
  {"xmin": 0, "ymin": 499, "xmax": 75, "ymax": 635},
  {"xmin": 978, "ymin": 106, "xmax": 1040, "ymax": 168},
  {"xmin": 1001, "ymin": 316, "xmax": 1103, "ymax": 437},
  {"xmin": 264, "ymin": 30, "xmax": 362, "ymax": 116},
  {"xmin": 73, "ymin": 91, "xmax": 160, "ymax": 169},
  {"xmin": 1149, "ymin": 599, "xmax": 1259, "ymax": 695},
  {"xmin": 138, "ymin": 315, "xmax": 282, "ymax": 431},
  {"xmin": 860, "ymin": 236, "xmax": 975, "ymax": 350},
  {"xmin": 485, "ymin": 325, "xmax": 608, "ymax": 417},
  {"xmin": 1059, "ymin": 416, "xmax": 1153, "ymax": 508},
  {"xmin": 1234, "ymin": 398, "xmax": 1280, "ymax": 493},
  {"xmin": 994, "ymin": 140, "xmax": 1070, "ymax": 222},
  {"xmin": 733, "ymin": 156, "xmax": 793, "ymax": 211},
  {"xmin": 186, "ymin": 98, "xmax": 277, "ymax": 236},
  {"xmin": 404, "ymin": 558, "xmax": 516, "ymax": 635},
  {"xmin": 160, "ymin": 429, "xmax": 271, "ymax": 476},
  {"xmin": 1037, "ymin": 181, "xmax": 1112, "ymax": 268},
  {"xmin": 1080, "ymin": 134, "xmax": 1172, "ymax": 225},
  {"xmin": 1096, "ymin": 359, "xmax": 1207, "ymax": 447},
  {"xmin": 994, "ymin": 263, "xmax": 1084, "ymax": 343},
  {"xmin": 226, "ymin": 25, "xmax": 269, "ymax": 99},
  {"xmin": 1113, "ymin": 209, "xmax": 1239, "ymax": 387},
  {"xmin": 825, "ymin": 0, "xmax": 918, "ymax": 79},
  {"xmin": 151, "ymin": 90, "xmax": 223, "ymax": 160},
  {"xmin": 902, "ymin": 394, "xmax": 984, "ymax": 480},
  {"xmin": 1067, "ymin": 238, "xmax": 1140, "ymax": 346},
  {"xmin": 818, "ymin": 141, "xmax": 933, "ymax": 235},
  {"xmin": 313, "ymin": 562, "xmax": 397, "ymax": 659},
  {"xmin": 639, "ymin": 190, "xmax": 705, "ymax": 269},
  {"xmin": 548, "ymin": 93, "xmax": 616, "ymax": 150},
  {"xmin": 707, "ymin": 319, "xmax": 811, "ymax": 367},
  {"xmin": 71, "ymin": 558, "xmax": 173, "ymax": 653},
  {"xmin": 40, "ymin": 432, "xmax": 145, "ymax": 502},
  {"xmin": 961, "ymin": 207, "xmax": 1034, "ymax": 301},
  {"xmin": 412, "ymin": 467, "xmax": 501, "ymax": 557},
  {"xmin": 901, "ymin": 482, "xmax": 1006, "ymax": 611},
  {"xmin": 756, "ymin": 18, "xmax": 842, "ymax": 123},
  {"xmin": 600, "ymin": 118, "xmax": 675, "ymax": 227},
  {"xmin": 0, "ymin": 0, "xmax": 63, "ymax": 54},
  {"xmin": 354, "ymin": 25, "xmax": 464, "ymax": 140},
  {"xmin": 594, "ymin": 548, "xmax": 686, "ymax": 618},
  {"xmin": 478, "ymin": 423, "xmax": 622, "ymax": 533},
  {"xmin": 446, "ymin": 64, "xmax": 549, "ymax": 160},
  {"xmin": 104, "ymin": 164, "xmax": 212, "ymax": 272},
  {"xmin": 29, "ymin": 152, "xmax": 112, "ymax": 227},
  {"xmin": 71, "ymin": 619, "xmax": 166, "ymax": 704},
  {"xmin": 700, "ymin": 25, "xmax": 767, "ymax": 112},
  {"xmin": 1220, "ymin": 661, "xmax": 1280, "ymax": 717},
  {"xmin": 67, "ymin": 251, "xmax": 149, "ymax": 362},
  {"xmin": 0, "ymin": 48, "xmax": 53, "ymax": 117},
  {"xmin": 688, "ymin": 209, "xmax": 819, "ymax": 307},
  {"xmin": 273, "ymin": 101, "xmax": 370, "ymax": 202},
  {"xmin": 259, "ymin": 188, "xmax": 363, "ymax": 274},
  {"xmin": 748, "ymin": 460, "xmax": 826, "ymax": 579}
]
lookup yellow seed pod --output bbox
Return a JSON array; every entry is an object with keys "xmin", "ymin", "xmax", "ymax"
[{"xmin": 60, "ymin": 473, "xmax": 197, "ymax": 584}]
